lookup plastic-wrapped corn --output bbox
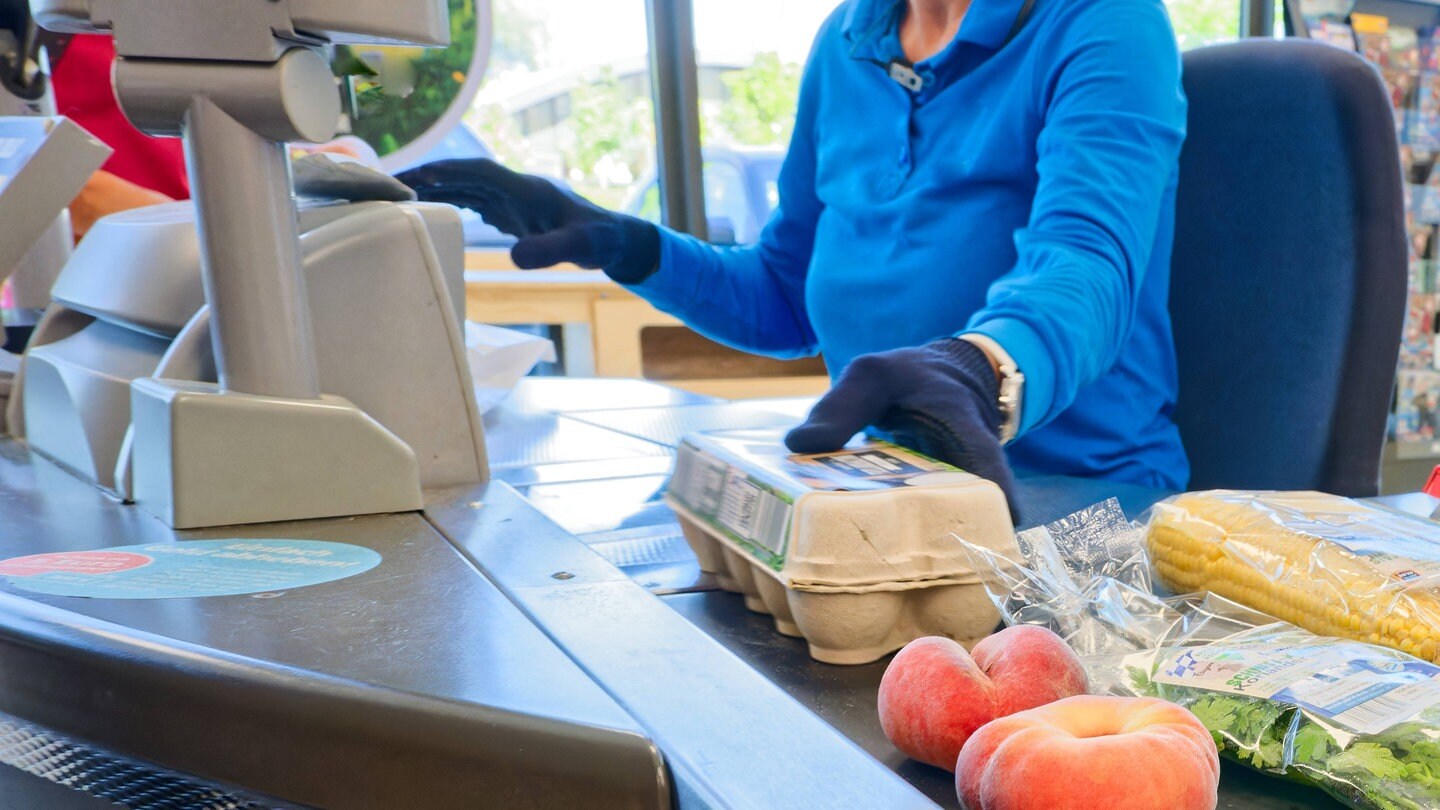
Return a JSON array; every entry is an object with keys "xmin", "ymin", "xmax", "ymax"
[{"xmin": 1146, "ymin": 491, "xmax": 1440, "ymax": 663}]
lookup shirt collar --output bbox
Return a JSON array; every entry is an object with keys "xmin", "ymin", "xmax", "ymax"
[
  {"xmin": 954, "ymin": 0, "xmax": 1031, "ymax": 51},
  {"xmin": 842, "ymin": 0, "xmax": 903, "ymax": 63},
  {"xmin": 843, "ymin": 0, "xmax": 1030, "ymax": 65}
]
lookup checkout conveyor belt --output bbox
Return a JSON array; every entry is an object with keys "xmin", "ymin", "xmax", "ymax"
[{"xmin": 0, "ymin": 378, "xmax": 1363, "ymax": 808}]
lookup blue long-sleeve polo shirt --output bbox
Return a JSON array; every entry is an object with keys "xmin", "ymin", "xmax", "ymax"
[{"xmin": 629, "ymin": 0, "xmax": 1190, "ymax": 489}]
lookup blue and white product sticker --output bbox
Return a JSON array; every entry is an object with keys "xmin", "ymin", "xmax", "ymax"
[
  {"xmin": 1239, "ymin": 492, "xmax": 1440, "ymax": 585},
  {"xmin": 669, "ymin": 427, "xmax": 977, "ymax": 571},
  {"xmin": 1153, "ymin": 637, "xmax": 1440, "ymax": 735},
  {"xmin": 0, "ymin": 539, "xmax": 382, "ymax": 599}
]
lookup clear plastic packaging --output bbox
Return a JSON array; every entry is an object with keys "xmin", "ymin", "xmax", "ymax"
[
  {"xmin": 953, "ymin": 498, "xmax": 1187, "ymax": 692},
  {"xmin": 1147, "ymin": 491, "xmax": 1440, "ymax": 663},
  {"xmin": 955, "ymin": 497, "xmax": 1440, "ymax": 810},
  {"xmin": 1125, "ymin": 625, "xmax": 1440, "ymax": 810}
]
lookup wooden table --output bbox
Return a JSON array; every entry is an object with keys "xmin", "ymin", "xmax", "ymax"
[{"xmin": 464, "ymin": 250, "xmax": 829, "ymax": 399}]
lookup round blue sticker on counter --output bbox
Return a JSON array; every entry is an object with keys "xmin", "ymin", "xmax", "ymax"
[{"xmin": 0, "ymin": 539, "xmax": 382, "ymax": 599}]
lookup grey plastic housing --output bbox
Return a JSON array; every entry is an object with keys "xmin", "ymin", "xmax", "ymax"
[
  {"xmin": 130, "ymin": 379, "xmax": 424, "ymax": 528},
  {"xmin": 30, "ymin": 0, "xmax": 450, "ymax": 56},
  {"xmin": 50, "ymin": 205, "xmax": 203, "ymax": 337},
  {"xmin": 19, "ymin": 200, "xmax": 486, "ymax": 510},
  {"xmin": 21, "ymin": 321, "xmax": 168, "ymax": 487},
  {"xmin": 0, "ymin": 117, "xmax": 110, "ymax": 286},
  {"xmin": 19, "ymin": 0, "xmax": 478, "ymax": 528},
  {"xmin": 1, "ymin": 78, "xmax": 75, "ymax": 314},
  {"xmin": 0, "ymin": 117, "xmax": 107, "ymax": 436}
]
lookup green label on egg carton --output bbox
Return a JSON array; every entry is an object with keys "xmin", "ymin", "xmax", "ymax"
[{"xmin": 668, "ymin": 428, "xmax": 968, "ymax": 572}]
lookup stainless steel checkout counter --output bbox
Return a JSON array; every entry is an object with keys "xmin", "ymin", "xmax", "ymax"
[{"xmin": 0, "ymin": 377, "xmax": 1369, "ymax": 809}]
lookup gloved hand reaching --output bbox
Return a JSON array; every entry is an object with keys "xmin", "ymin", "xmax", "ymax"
[
  {"xmin": 785, "ymin": 338, "xmax": 1020, "ymax": 522},
  {"xmin": 396, "ymin": 159, "xmax": 661, "ymax": 284}
]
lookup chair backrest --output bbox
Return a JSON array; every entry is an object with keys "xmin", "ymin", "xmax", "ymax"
[{"xmin": 1171, "ymin": 39, "xmax": 1407, "ymax": 497}]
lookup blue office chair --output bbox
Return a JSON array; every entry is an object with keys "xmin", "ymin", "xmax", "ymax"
[{"xmin": 1170, "ymin": 39, "xmax": 1407, "ymax": 497}]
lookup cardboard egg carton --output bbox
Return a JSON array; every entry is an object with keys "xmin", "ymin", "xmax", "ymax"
[{"xmin": 665, "ymin": 429, "xmax": 1018, "ymax": 665}]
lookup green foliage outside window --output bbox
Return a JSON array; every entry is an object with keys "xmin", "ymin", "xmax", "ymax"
[
  {"xmin": 712, "ymin": 52, "xmax": 802, "ymax": 147},
  {"xmin": 338, "ymin": 0, "xmax": 479, "ymax": 156},
  {"xmin": 1166, "ymin": 0, "xmax": 1242, "ymax": 51},
  {"xmin": 568, "ymin": 68, "xmax": 655, "ymax": 183}
]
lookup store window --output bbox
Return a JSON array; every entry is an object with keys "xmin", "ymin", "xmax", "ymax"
[
  {"xmin": 357, "ymin": 0, "xmax": 1244, "ymax": 251},
  {"xmin": 467, "ymin": 0, "xmax": 656, "ymax": 220},
  {"xmin": 683, "ymin": 0, "xmax": 835, "ymax": 244},
  {"xmin": 1165, "ymin": 0, "xmax": 1243, "ymax": 50}
]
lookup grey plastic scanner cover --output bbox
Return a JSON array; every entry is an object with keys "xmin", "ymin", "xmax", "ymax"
[
  {"xmin": 30, "ymin": 0, "xmax": 450, "ymax": 47},
  {"xmin": 0, "ymin": 117, "xmax": 110, "ymax": 285}
]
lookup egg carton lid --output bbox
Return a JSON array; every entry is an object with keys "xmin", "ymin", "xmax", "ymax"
[{"xmin": 665, "ymin": 429, "xmax": 1017, "ymax": 593}]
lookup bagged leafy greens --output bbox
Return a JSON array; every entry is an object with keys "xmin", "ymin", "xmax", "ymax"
[{"xmin": 1126, "ymin": 625, "xmax": 1440, "ymax": 810}]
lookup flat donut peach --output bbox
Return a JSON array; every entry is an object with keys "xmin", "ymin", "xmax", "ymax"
[{"xmin": 955, "ymin": 695, "xmax": 1220, "ymax": 810}]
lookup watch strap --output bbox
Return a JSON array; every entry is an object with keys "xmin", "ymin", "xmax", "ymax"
[{"xmin": 958, "ymin": 333, "xmax": 1025, "ymax": 444}]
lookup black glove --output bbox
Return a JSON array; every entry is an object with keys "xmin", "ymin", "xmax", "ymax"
[
  {"xmin": 785, "ymin": 338, "xmax": 1020, "ymax": 521},
  {"xmin": 396, "ymin": 158, "xmax": 661, "ymax": 284}
]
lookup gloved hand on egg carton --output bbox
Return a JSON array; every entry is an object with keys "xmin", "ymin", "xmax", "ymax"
[{"xmin": 665, "ymin": 427, "xmax": 1018, "ymax": 664}]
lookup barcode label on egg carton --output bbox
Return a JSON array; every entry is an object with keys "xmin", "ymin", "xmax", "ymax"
[{"xmin": 670, "ymin": 441, "xmax": 793, "ymax": 570}]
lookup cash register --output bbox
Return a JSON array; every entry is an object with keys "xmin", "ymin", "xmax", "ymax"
[{"xmin": 1, "ymin": 0, "xmax": 487, "ymax": 529}]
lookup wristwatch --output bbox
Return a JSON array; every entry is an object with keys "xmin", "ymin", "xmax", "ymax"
[{"xmin": 959, "ymin": 333, "xmax": 1025, "ymax": 445}]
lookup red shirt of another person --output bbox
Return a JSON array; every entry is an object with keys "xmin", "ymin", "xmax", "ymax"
[{"xmin": 51, "ymin": 34, "xmax": 189, "ymax": 200}]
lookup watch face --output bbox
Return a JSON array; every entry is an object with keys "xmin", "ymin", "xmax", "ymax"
[{"xmin": 997, "ymin": 371, "xmax": 1023, "ymax": 442}]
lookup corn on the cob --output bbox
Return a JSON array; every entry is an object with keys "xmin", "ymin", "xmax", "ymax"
[{"xmin": 1146, "ymin": 491, "xmax": 1440, "ymax": 663}]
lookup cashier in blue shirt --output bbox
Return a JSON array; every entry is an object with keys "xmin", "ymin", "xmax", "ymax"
[{"xmin": 400, "ymin": 0, "xmax": 1190, "ymax": 516}]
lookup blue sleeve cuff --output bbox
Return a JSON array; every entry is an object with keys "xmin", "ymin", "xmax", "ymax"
[
  {"xmin": 622, "ymin": 227, "xmax": 707, "ymax": 313},
  {"xmin": 616, "ymin": 226, "xmax": 820, "ymax": 358},
  {"xmin": 961, "ymin": 318, "xmax": 1055, "ymax": 436}
]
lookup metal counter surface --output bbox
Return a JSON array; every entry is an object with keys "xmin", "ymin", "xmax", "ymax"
[
  {"xmin": 665, "ymin": 590, "xmax": 1340, "ymax": 810},
  {"xmin": 0, "ymin": 438, "xmax": 672, "ymax": 808},
  {"xmin": 0, "ymin": 377, "xmax": 939, "ymax": 808},
  {"xmin": 0, "ymin": 376, "xmax": 1386, "ymax": 808},
  {"xmin": 425, "ymin": 485, "xmax": 937, "ymax": 808},
  {"xmin": 497, "ymin": 378, "xmax": 1345, "ymax": 809},
  {"xmin": 0, "ymin": 444, "xmax": 637, "ymax": 731}
]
